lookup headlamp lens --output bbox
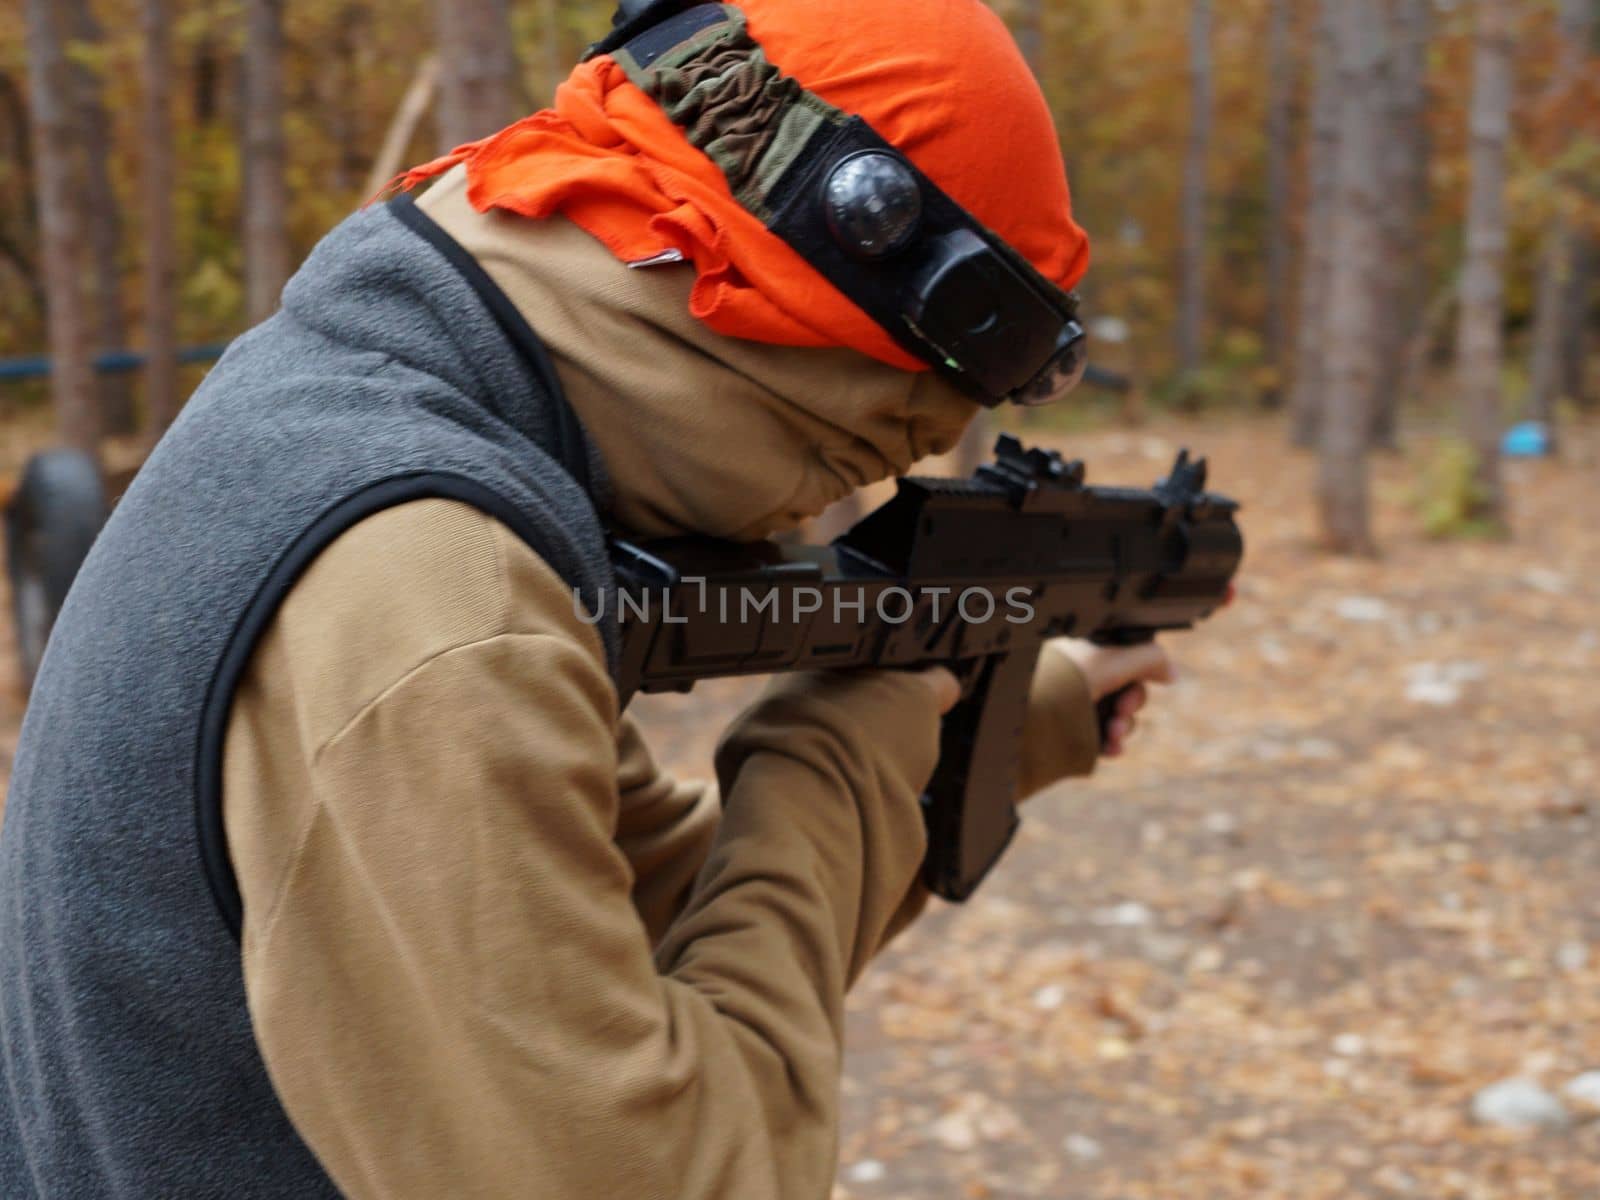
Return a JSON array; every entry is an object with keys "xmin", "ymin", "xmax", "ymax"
[
  {"xmin": 1013, "ymin": 320, "xmax": 1088, "ymax": 407},
  {"xmin": 824, "ymin": 152, "xmax": 923, "ymax": 260}
]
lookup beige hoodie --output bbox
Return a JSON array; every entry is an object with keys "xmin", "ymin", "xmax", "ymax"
[{"xmin": 223, "ymin": 175, "xmax": 1100, "ymax": 1199}]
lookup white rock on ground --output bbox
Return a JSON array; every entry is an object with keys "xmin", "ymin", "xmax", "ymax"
[
  {"xmin": 1470, "ymin": 1078, "xmax": 1571, "ymax": 1130},
  {"xmin": 1332, "ymin": 1033, "xmax": 1367, "ymax": 1058},
  {"xmin": 1557, "ymin": 941, "xmax": 1590, "ymax": 973},
  {"xmin": 1063, "ymin": 1134, "xmax": 1103, "ymax": 1162},
  {"xmin": 1562, "ymin": 1072, "xmax": 1600, "ymax": 1110},
  {"xmin": 1405, "ymin": 661, "xmax": 1487, "ymax": 707},
  {"xmin": 845, "ymin": 1160, "xmax": 886, "ymax": 1184},
  {"xmin": 1032, "ymin": 984, "xmax": 1067, "ymax": 1011},
  {"xmin": 1520, "ymin": 568, "xmax": 1570, "ymax": 595},
  {"xmin": 1090, "ymin": 901, "xmax": 1152, "ymax": 928},
  {"xmin": 1334, "ymin": 596, "xmax": 1390, "ymax": 623}
]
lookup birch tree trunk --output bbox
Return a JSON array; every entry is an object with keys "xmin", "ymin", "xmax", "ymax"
[
  {"xmin": 1527, "ymin": 0, "xmax": 1597, "ymax": 442},
  {"xmin": 1370, "ymin": 0, "xmax": 1433, "ymax": 449},
  {"xmin": 63, "ymin": 0, "xmax": 137, "ymax": 434},
  {"xmin": 1453, "ymin": 0, "xmax": 1513, "ymax": 526},
  {"xmin": 141, "ymin": 0, "xmax": 180, "ymax": 438},
  {"xmin": 242, "ymin": 0, "xmax": 292, "ymax": 325},
  {"xmin": 1176, "ymin": 0, "xmax": 1212, "ymax": 381},
  {"xmin": 1262, "ymin": 0, "xmax": 1293, "ymax": 408},
  {"xmin": 1289, "ymin": 0, "xmax": 1339, "ymax": 447},
  {"xmin": 1317, "ymin": 0, "xmax": 1385, "ymax": 555},
  {"xmin": 435, "ymin": 0, "xmax": 521, "ymax": 149},
  {"xmin": 23, "ymin": 0, "xmax": 99, "ymax": 454}
]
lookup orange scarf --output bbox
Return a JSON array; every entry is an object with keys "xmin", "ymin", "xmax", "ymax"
[{"xmin": 397, "ymin": 0, "xmax": 1089, "ymax": 373}]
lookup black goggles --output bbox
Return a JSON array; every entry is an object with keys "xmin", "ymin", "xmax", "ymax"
[{"xmin": 587, "ymin": 2, "xmax": 1089, "ymax": 408}]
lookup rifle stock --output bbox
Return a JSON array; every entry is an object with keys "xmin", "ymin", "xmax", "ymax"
[{"xmin": 609, "ymin": 436, "xmax": 1244, "ymax": 900}]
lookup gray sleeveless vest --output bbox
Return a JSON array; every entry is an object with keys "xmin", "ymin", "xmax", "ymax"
[{"xmin": 0, "ymin": 198, "xmax": 618, "ymax": 1197}]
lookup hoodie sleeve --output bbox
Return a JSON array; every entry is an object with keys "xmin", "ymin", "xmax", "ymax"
[
  {"xmin": 1018, "ymin": 642, "xmax": 1102, "ymax": 798},
  {"xmin": 224, "ymin": 498, "xmax": 939, "ymax": 1200},
  {"xmin": 613, "ymin": 715, "xmax": 721, "ymax": 946}
]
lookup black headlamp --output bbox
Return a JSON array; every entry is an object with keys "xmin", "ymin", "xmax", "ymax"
[{"xmin": 586, "ymin": 2, "xmax": 1089, "ymax": 408}]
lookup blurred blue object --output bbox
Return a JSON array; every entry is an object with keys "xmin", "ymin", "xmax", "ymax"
[
  {"xmin": 1502, "ymin": 421, "xmax": 1552, "ymax": 458},
  {"xmin": 0, "ymin": 343, "xmax": 230, "ymax": 383}
]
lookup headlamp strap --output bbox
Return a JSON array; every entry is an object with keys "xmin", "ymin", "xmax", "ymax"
[{"xmin": 583, "ymin": 0, "xmax": 715, "ymax": 63}]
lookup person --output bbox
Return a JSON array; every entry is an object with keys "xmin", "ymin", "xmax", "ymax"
[{"xmin": 0, "ymin": 1, "xmax": 1174, "ymax": 1196}]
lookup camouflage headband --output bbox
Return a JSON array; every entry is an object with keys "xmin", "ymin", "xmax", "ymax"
[{"xmin": 611, "ymin": 5, "xmax": 852, "ymax": 223}]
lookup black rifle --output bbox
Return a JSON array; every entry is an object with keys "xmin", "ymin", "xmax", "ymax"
[{"xmin": 610, "ymin": 436, "xmax": 1243, "ymax": 901}]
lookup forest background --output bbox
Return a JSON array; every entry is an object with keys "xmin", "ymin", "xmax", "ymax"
[{"xmin": 3, "ymin": 0, "xmax": 1597, "ymax": 553}]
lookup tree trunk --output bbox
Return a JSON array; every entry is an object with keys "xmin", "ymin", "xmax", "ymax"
[
  {"xmin": 329, "ymin": 5, "xmax": 367, "ymax": 196},
  {"xmin": 1559, "ymin": 239, "xmax": 1592, "ymax": 408},
  {"xmin": 1370, "ymin": 0, "xmax": 1433, "ymax": 449},
  {"xmin": 1530, "ymin": 230, "xmax": 1578, "ymax": 434},
  {"xmin": 541, "ymin": 0, "xmax": 564, "ymax": 106},
  {"xmin": 193, "ymin": 28, "xmax": 223, "ymax": 126},
  {"xmin": 1453, "ymin": 0, "xmax": 1512, "ymax": 527},
  {"xmin": 1316, "ymin": 0, "xmax": 1385, "ymax": 555},
  {"xmin": 1289, "ymin": 0, "xmax": 1339, "ymax": 447},
  {"xmin": 141, "ymin": 0, "xmax": 180, "ymax": 439},
  {"xmin": 435, "ymin": 0, "xmax": 521, "ymax": 149},
  {"xmin": 1526, "ymin": 0, "xmax": 1597, "ymax": 441},
  {"xmin": 242, "ymin": 0, "xmax": 292, "ymax": 325},
  {"xmin": 23, "ymin": 0, "xmax": 100, "ymax": 455},
  {"xmin": 0, "ymin": 70, "xmax": 46, "ymax": 320},
  {"xmin": 1015, "ymin": 0, "xmax": 1045, "ymax": 78},
  {"xmin": 1262, "ymin": 0, "xmax": 1293, "ymax": 408},
  {"xmin": 62, "ymin": 0, "xmax": 137, "ymax": 435},
  {"xmin": 1176, "ymin": 0, "xmax": 1212, "ymax": 381}
]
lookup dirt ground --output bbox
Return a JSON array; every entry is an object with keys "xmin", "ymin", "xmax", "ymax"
[
  {"xmin": 0, "ymin": 415, "xmax": 1596, "ymax": 1197},
  {"xmin": 633, "ymin": 415, "xmax": 1600, "ymax": 1199}
]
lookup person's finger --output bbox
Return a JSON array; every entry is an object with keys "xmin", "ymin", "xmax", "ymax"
[
  {"xmin": 1110, "ymin": 643, "xmax": 1175, "ymax": 693},
  {"xmin": 1223, "ymin": 582, "xmax": 1237, "ymax": 607},
  {"xmin": 1117, "ymin": 683, "xmax": 1148, "ymax": 719},
  {"xmin": 1054, "ymin": 637, "xmax": 1177, "ymax": 702},
  {"xmin": 917, "ymin": 666, "xmax": 961, "ymax": 715}
]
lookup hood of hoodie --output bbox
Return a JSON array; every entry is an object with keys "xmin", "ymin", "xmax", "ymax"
[{"xmin": 417, "ymin": 166, "xmax": 978, "ymax": 541}]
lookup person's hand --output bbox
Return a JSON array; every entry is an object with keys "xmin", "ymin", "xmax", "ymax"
[
  {"xmin": 1051, "ymin": 640, "xmax": 1176, "ymax": 758},
  {"xmin": 915, "ymin": 666, "xmax": 961, "ymax": 715}
]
